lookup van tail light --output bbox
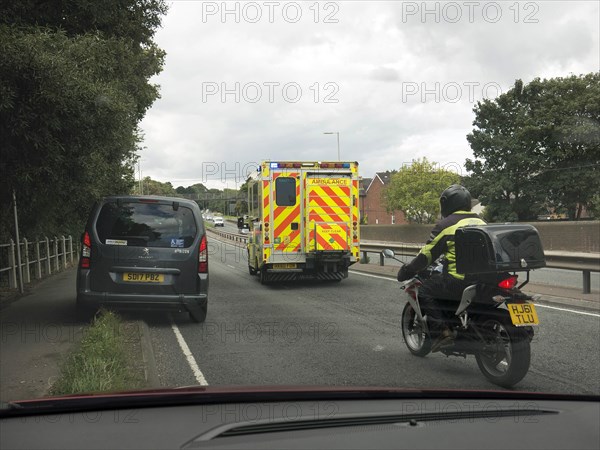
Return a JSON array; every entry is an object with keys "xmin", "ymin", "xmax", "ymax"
[
  {"xmin": 498, "ymin": 275, "xmax": 518, "ymax": 290},
  {"xmin": 81, "ymin": 231, "xmax": 91, "ymax": 268},
  {"xmin": 198, "ymin": 235, "xmax": 208, "ymax": 273}
]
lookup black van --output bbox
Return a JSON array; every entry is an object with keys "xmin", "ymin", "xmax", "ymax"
[{"xmin": 76, "ymin": 196, "xmax": 208, "ymax": 322}]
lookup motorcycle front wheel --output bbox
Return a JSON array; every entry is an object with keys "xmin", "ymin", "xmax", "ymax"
[
  {"xmin": 475, "ymin": 311, "xmax": 531, "ymax": 388},
  {"xmin": 401, "ymin": 302, "xmax": 432, "ymax": 357}
]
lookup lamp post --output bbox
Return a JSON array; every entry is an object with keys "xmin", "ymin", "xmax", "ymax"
[{"xmin": 323, "ymin": 132, "xmax": 340, "ymax": 160}]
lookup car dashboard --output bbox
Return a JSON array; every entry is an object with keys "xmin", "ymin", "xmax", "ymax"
[{"xmin": 2, "ymin": 395, "xmax": 598, "ymax": 449}]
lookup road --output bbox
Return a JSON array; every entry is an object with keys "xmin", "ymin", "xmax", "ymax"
[
  {"xmin": 145, "ymin": 236, "xmax": 600, "ymax": 395},
  {"xmin": 1, "ymin": 235, "xmax": 598, "ymax": 404}
]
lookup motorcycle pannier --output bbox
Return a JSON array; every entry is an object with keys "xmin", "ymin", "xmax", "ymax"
[{"xmin": 455, "ymin": 224, "xmax": 546, "ymax": 274}]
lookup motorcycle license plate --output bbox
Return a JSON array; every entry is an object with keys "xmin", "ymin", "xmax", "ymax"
[{"xmin": 507, "ymin": 303, "xmax": 539, "ymax": 326}]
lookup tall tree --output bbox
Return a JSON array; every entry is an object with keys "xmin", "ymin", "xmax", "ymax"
[
  {"xmin": 384, "ymin": 158, "xmax": 460, "ymax": 224},
  {"xmin": 465, "ymin": 74, "xmax": 600, "ymax": 221},
  {"xmin": 141, "ymin": 177, "xmax": 176, "ymax": 196},
  {"xmin": 0, "ymin": 1, "xmax": 167, "ymax": 240}
]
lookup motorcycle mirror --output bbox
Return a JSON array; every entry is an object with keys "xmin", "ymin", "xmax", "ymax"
[{"xmin": 382, "ymin": 249, "xmax": 395, "ymax": 258}]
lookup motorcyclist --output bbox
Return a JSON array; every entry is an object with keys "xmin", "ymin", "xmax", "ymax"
[{"xmin": 397, "ymin": 185, "xmax": 486, "ymax": 352}]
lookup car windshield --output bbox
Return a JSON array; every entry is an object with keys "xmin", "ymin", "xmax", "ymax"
[{"xmin": 1, "ymin": 0, "xmax": 599, "ymax": 411}]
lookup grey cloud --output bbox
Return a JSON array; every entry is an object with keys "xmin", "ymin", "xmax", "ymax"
[{"xmin": 370, "ymin": 66, "xmax": 400, "ymax": 82}]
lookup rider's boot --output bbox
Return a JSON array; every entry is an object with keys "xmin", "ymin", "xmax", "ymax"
[{"xmin": 431, "ymin": 326, "xmax": 454, "ymax": 353}]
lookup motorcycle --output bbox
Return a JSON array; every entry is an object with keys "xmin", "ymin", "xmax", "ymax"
[{"xmin": 383, "ymin": 249, "xmax": 541, "ymax": 388}]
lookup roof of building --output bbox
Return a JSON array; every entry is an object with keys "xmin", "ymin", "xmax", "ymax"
[
  {"xmin": 359, "ymin": 178, "xmax": 372, "ymax": 195},
  {"xmin": 366, "ymin": 171, "xmax": 395, "ymax": 191}
]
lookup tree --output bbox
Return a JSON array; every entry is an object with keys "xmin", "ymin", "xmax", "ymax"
[
  {"xmin": 384, "ymin": 158, "xmax": 461, "ymax": 224},
  {"xmin": 0, "ymin": 1, "xmax": 167, "ymax": 240},
  {"xmin": 141, "ymin": 177, "xmax": 176, "ymax": 196},
  {"xmin": 465, "ymin": 74, "xmax": 600, "ymax": 221},
  {"xmin": 175, "ymin": 183, "xmax": 208, "ymax": 196},
  {"xmin": 588, "ymin": 194, "xmax": 600, "ymax": 219}
]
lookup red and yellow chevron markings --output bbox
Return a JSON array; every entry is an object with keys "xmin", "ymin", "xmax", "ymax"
[
  {"xmin": 307, "ymin": 178, "xmax": 351, "ymax": 251},
  {"xmin": 273, "ymin": 173, "xmax": 301, "ymax": 252}
]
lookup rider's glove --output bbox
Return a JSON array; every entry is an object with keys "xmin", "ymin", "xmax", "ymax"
[{"xmin": 397, "ymin": 266, "xmax": 414, "ymax": 282}]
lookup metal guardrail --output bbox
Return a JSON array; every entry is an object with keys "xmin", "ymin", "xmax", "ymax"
[
  {"xmin": 360, "ymin": 242, "xmax": 600, "ymax": 294},
  {"xmin": 0, "ymin": 236, "xmax": 78, "ymax": 292},
  {"xmin": 206, "ymin": 227, "xmax": 599, "ymax": 293},
  {"xmin": 207, "ymin": 227, "xmax": 248, "ymax": 245}
]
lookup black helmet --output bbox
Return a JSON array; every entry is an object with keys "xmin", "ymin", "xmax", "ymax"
[{"xmin": 440, "ymin": 185, "xmax": 471, "ymax": 217}]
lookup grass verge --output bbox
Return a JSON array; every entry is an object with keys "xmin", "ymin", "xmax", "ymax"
[{"xmin": 51, "ymin": 309, "xmax": 145, "ymax": 396}]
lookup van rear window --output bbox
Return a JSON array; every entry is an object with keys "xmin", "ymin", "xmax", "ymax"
[{"xmin": 96, "ymin": 202, "xmax": 197, "ymax": 248}]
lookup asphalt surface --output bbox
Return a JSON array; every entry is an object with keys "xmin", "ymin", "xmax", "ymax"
[
  {"xmin": 145, "ymin": 235, "xmax": 600, "ymax": 395},
  {"xmin": 1, "ymin": 233, "xmax": 598, "ymax": 404},
  {"xmin": 0, "ymin": 269, "xmax": 86, "ymax": 402}
]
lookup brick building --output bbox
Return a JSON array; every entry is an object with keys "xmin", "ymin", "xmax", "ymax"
[{"xmin": 360, "ymin": 171, "xmax": 406, "ymax": 225}]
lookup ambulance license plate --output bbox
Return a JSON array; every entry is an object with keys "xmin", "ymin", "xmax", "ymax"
[{"xmin": 272, "ymin": 264, "xmax": 297, "ymax": 269}]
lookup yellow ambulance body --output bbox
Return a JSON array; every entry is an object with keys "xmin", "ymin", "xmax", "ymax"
[{"xmin": 247, "ymin": 161, "xmax": 360, "ymax": 283}]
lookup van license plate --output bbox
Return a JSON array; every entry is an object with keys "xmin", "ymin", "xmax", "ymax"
[
  {"xmin": 507, "ymin": 303, "xmax": 539, "ymax": 326},
  {"xmin": 123, "ymin": 273, "xmax": 164, "ymax": 283},
  {"xmin": 273, "ymin": 264, "xmax": 297, "ymax": 269}
]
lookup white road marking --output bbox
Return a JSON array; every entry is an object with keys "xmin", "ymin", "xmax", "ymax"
[
  {"xmin": 349, "ymin": 270, "xmax": 395, "ymax": 282},
  {"xmin": 170, "ymin": 316, "xmax": 208, "ymax": 386},
  {"xmin": 534, "ymin": 303, "xmax": 600, "ymax": 318},
  {"xmin": 226, "ymin": 264, "xmax": 236, "ymax": 269},
  {"xmin": 349, "ymin": 270, "xmax": 600, "ymax": 318}
]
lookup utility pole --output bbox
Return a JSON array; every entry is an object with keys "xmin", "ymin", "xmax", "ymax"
[
  {"xmin": 12, "ymin": 190, "xmax": 24, "ymax": 293},
  {"xmin": 323, "ymin": 131, "xmax": 340, "ymax": 160}
]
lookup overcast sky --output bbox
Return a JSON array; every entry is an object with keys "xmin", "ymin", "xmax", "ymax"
[{"xmin": 139, "ymin": 1, "xmax": 599, "ymax": 189}]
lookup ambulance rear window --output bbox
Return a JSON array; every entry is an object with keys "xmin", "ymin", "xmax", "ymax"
[{"xmin": 275, "ymin": 177, "xmax": 296, "ymax": 206}]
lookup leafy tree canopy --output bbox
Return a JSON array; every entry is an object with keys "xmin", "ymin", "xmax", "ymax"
[
  {"xmin": 465, "ymin": 73, "xmax": 600, "ymax": 221},
  {"xmin": 384, "ymin": 158, "xmax": 461, "ymax": 224},
  {"xmin": 140, "ymin": 177, "xmax": 176, "ymax": 196},
  {"xmin": 0, "ymin": 1, "xmax": 167, "ymax": 240}
]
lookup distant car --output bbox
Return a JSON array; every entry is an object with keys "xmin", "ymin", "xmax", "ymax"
[
  {"xmin": 239, "ymin": 222, "xmax": 250, "ymax": 234},
  {"xmin": 76, "ymin": 195, "xmax": 209, "ymax": 323},
  {"xmin": 213, "ymin": 217, "xmax": 224, "ymax": 227}
]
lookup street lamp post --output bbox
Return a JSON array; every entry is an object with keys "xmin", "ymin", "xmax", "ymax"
[{"xmin": 323, "ymin": 132, "xmax": 340, "ymax": 160}]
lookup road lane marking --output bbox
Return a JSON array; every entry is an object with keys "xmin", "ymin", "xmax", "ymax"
[
  {"xmin": 534, "ymin": 304, "xmax": 600, "ymax": 318},
  {"xmin": 349, "ymin": 270, "xmax": 395, "ymax": 282},
  {"xmin": 227, "ymin": 264, "xmax": 236, "ymax": 269},
  {"xmin": 170, "ymin": 316, "xmax": 208, "ymax": 386},
  {"xmin": 349, "ymin": 270, "xmax": 600, "ymax": 318}
]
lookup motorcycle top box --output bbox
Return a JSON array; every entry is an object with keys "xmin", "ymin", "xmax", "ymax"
[{"xmin": 455, "ymin": 224, "xmax": 546, "ymax": 274}]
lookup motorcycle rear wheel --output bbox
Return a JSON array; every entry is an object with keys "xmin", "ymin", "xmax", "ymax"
[
  {"xmin": 401, "ymin": 302, "xmax": 432, "ymax": 357},
  {"xmin": 475, "ymin": 311, "xmax": 531, "ymax": 388}
]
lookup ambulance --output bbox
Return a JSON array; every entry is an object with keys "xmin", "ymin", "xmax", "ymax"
[{"xmin": 246, "ymin": 161, "xmax": 360, "ymax": 283}]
